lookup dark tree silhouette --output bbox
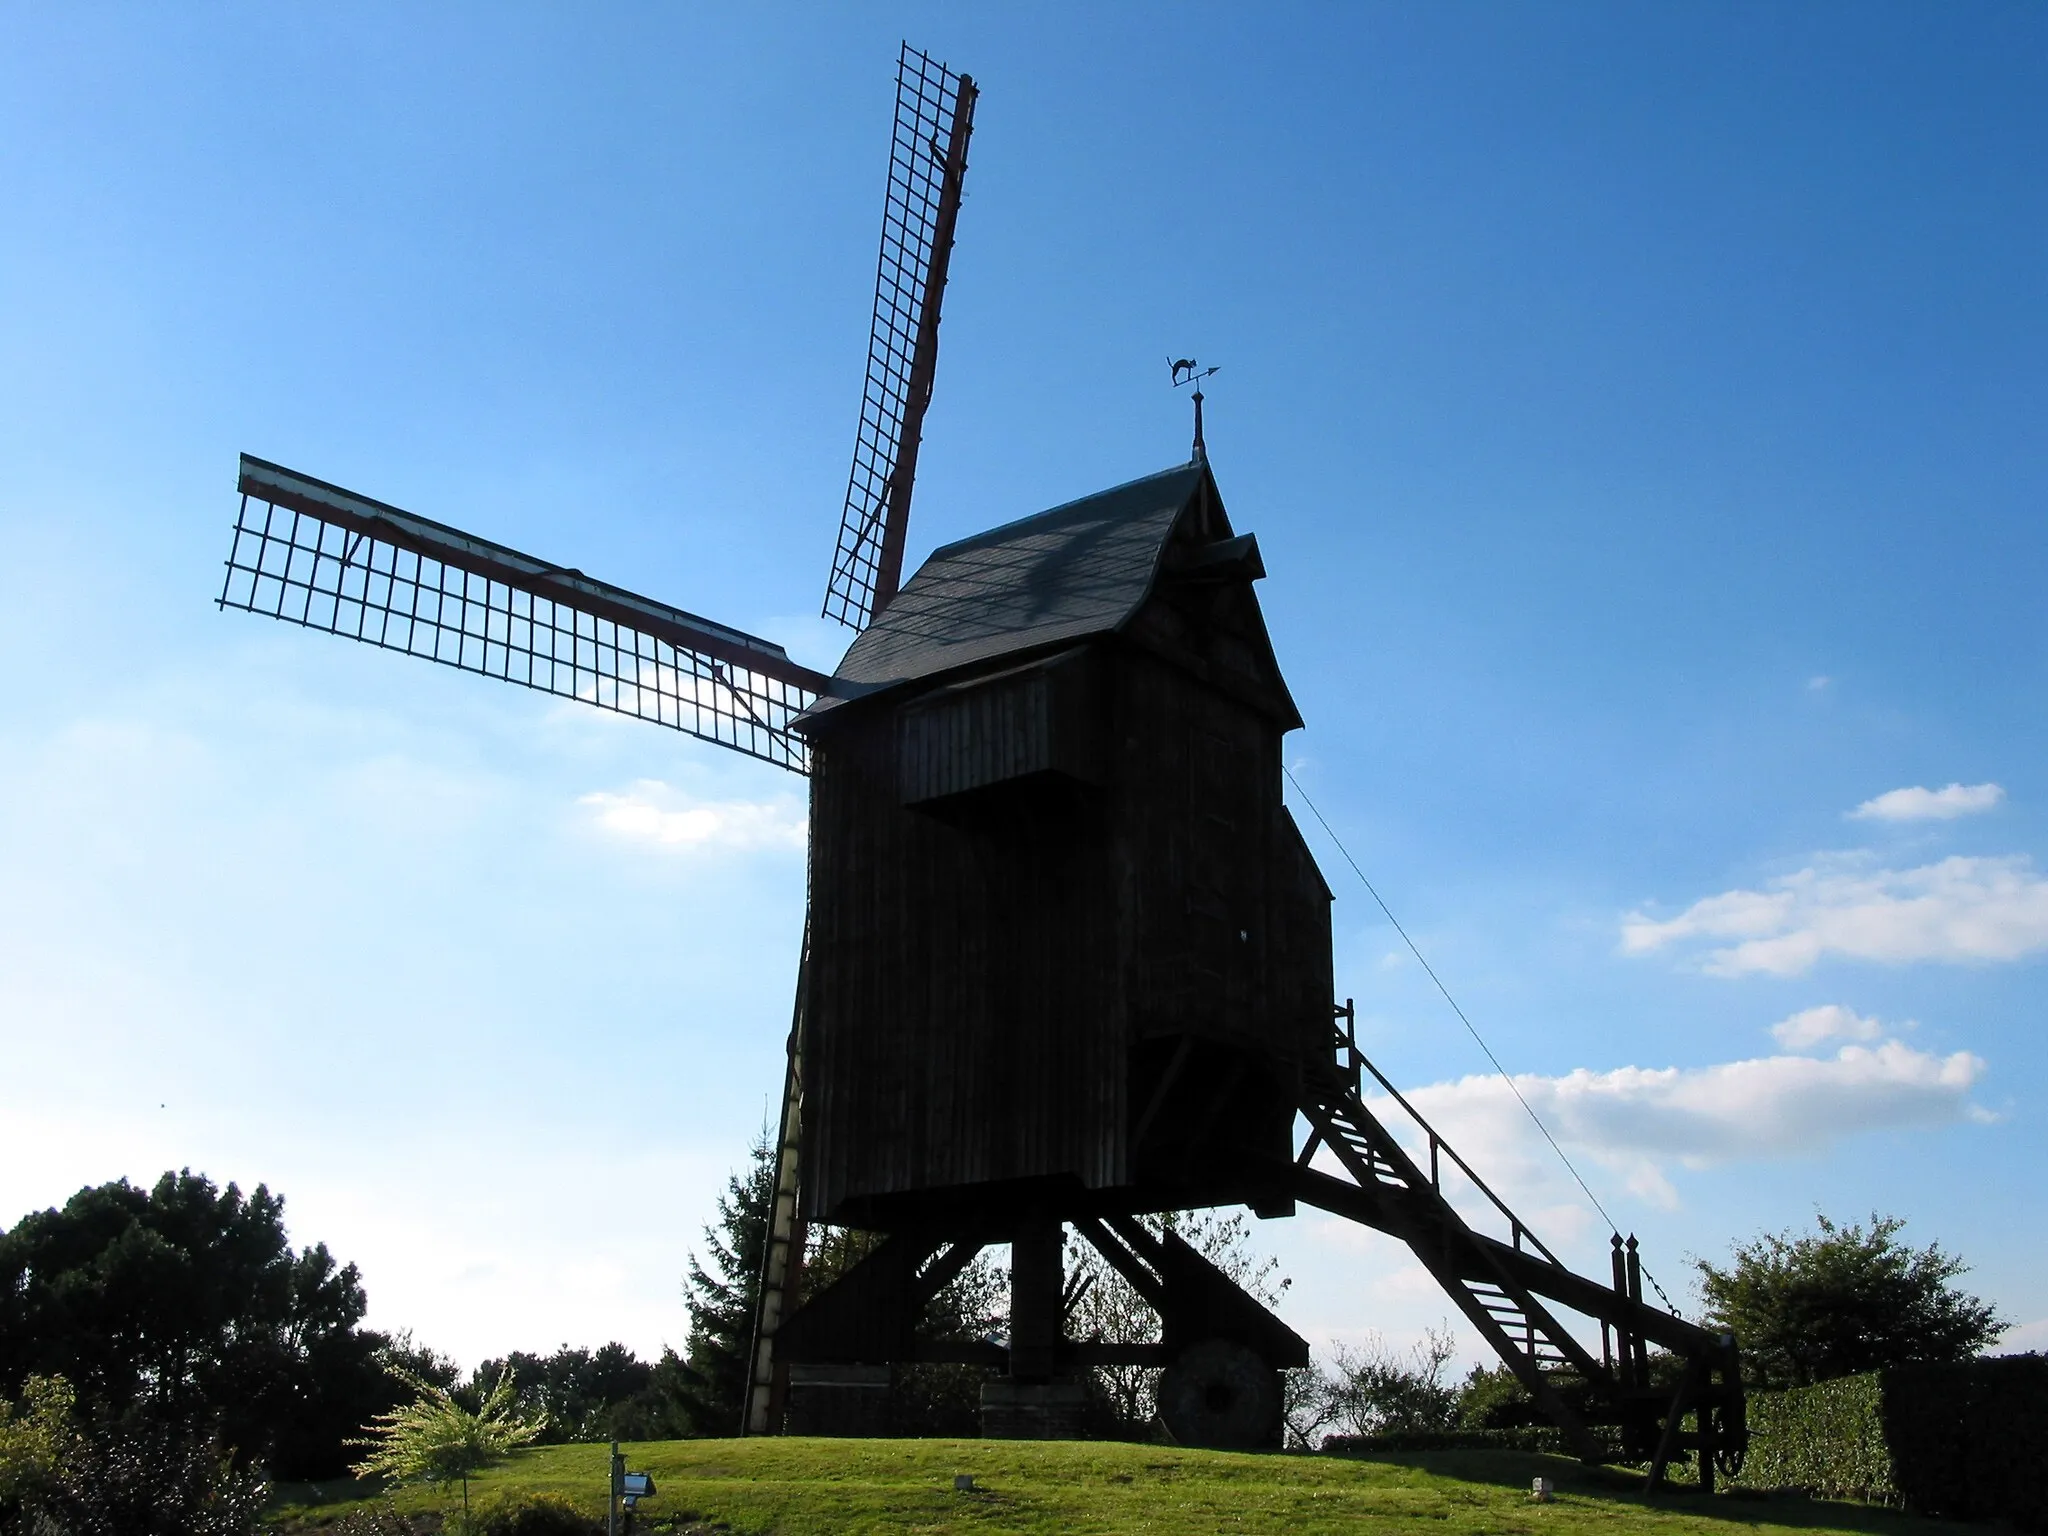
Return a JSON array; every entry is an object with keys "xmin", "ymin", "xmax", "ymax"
[
  {"xmin": 0, "ymin": 1169, "xmax": 392, "ymax": 1478},
  {"xmin": 675, "ymin": 1130, "xmax": 776, "ymax": 1436},
  {"xmin": 1695, "ymin": 1212, "xmax": 2006, "ymax": 1388}
]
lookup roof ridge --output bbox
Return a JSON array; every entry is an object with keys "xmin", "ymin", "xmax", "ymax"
[{"xmin": 922, "ymin": 460, "xmax": 1202, "ymax": 563}]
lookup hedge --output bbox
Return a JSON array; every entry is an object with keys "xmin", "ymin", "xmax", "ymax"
[
  {"xmin": 1322, "ymin": 1427, "xmax": 1581, "ymax": 1455},
  {"xmin": 1739, "ymin": 1355, "xmax": 2047, "ymax": 1531},
  {"xmin": 1740, "ymin": 1372, "xmax": 1895, "ymax": 1502}
]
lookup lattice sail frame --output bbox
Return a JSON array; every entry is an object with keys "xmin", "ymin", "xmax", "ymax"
[
  {"xmin": 822, "ymin": 43, "xmax": 977, "ymax": 630},
  {"xmin": 221, "ymin": 457, "xmax": 825, "ymax": 773}
]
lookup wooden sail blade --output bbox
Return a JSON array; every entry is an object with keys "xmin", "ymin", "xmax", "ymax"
[
  {"xmin": 220, "ymin": 455, "xmax": 827, "ymax": 773},
  {"xmin": 822, "ymin": 42, "xmax": 977, "ymax": 631}
]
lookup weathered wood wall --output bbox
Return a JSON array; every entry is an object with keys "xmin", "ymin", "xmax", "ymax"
[{"xmin": 800, "ymin": 512, "xmax": 1332, "ymax": 1229}]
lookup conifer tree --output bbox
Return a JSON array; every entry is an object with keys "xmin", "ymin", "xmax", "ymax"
[{"xmin": 676, "ymin": 1130, "xmax": 776, "ymax": 1436}]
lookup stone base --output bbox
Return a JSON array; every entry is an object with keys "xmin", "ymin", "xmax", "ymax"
[
  {"xmin": 980, "ymin": 1378, "xmax": 1088, "ymax": 1440},
  {"xmin": 785, "ymin": 1363, "xmax": 891, "ymax": 1437}
]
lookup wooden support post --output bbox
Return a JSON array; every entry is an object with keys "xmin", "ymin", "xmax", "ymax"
[{"xmin": 1009, "ymin": 1222, "xmax": 1064, "ymax": 1382}]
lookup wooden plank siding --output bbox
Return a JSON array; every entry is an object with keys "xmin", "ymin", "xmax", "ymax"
[{"xmin": 798, "ymin": 480, "xmax": 1334, "ymax": 1231}]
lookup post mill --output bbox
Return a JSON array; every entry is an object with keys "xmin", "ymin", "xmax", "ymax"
[{"xmin": 215, "ymin": 42, "xmax": 1747, "ymax": 1485}]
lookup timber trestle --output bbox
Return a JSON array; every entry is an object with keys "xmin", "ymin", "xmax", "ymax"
[
  {"xmin": 747, "ymin": 984, "xmax": 1746, "ymax": 1481},
  {"xmin": 1287, "ymin": 1009, "xmax": 1747, "ymax": 1489},
  {"xmin": 758, "ymin": 1208, "xmax": 1308, "ymax": 1446}
]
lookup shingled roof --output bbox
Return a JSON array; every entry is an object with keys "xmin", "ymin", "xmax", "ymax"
[{"xmin": 815, "ymin": 460, "xmax": 1209, "ymax": 707}]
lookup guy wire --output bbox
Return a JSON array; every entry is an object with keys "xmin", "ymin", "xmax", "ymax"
[
  {"xmin": 1282, "ymin": 766, "xmax": 1688, "ymax": 1316},
  {"xmin": 1283, "ymin": 763, "xmax": 1690, "ymax": 1316}
]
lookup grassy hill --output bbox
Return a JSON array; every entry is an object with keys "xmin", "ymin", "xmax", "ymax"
[{"xmin": 270, "ymin": 1437, "xmax": 1986, "ymax": 1535}]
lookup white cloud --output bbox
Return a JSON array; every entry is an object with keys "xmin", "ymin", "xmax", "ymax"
[
  {"xmin": 1770, "ymin": 1004, "xmax": 1883, "ymax": 1050},
  {"xmin": 1622, "ymin": 854, "xmax": 2048, "ymax": 975},
  {"xmin": 580, "ymin": 780, "xmax": 806, "ymax": 852},
  {"xmin": 1807, "ymin": 675, "xmax": 1832, "ymax": 692},
  {"xmin": 1850, "ymin": 782, "xmax": 2004, "ymax": 822},
  {"xmin": 1378, "ymin": 1039, "xmax": 1989, "ymax": 1215}
]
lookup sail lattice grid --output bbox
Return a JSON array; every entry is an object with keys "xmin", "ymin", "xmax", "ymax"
[
  {"xmin": 823, "ymin": 43, "xmax": 973, "ymax": 629},
  {"xmin": 221, "ymin": 490, "xmax": 815, "ymax": 773}
]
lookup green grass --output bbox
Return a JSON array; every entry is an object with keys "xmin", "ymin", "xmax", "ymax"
[{"xmin": 269, "ymin": 1438, "xmax": 1980, "ymax": 1536}]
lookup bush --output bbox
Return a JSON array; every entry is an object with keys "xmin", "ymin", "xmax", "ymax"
[
  {"xmin": 327, "ymin": 1506, "xmax": 421, "ymax": 1535},
  {"xmin": 472, "ymin": 1490, "xmax": 602, "ymax": 1535},
  {"xmin": 1323, "ymin": 1426, "xmax": 1581, "ymax": 1455},
  {"xmin": 29, "ymin": 1414, "xmax": 269, "ymax": 1536},
  {"xmin": 1740, "ymin": 1371, "xmax": 1893, "ymax": 1501},
  {"xmin": 1454, "ymin": 1364, "xmax": 1535, "ymax": 1429},
  {"xmin": 1739, "ymin": 1355, "xmax": 2048, "ymax": 1530}
]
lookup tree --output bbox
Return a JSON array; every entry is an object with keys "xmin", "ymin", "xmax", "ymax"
[
  {"xmin": 470, "ymin": 1342, "xmax": 695, "ymax": 1444},
  {"xmin": 349, "ymin": 1367, "xmax": 543, "ymax": 1533},
  {"xmin": 1453, "ymin": 1361, "xmax": 1535, "ymax": 1429},
  {"xmin": 0, "ymin": 1170, "xmax": 392, "ymax": 1478},
  {"xmin": 1315, "ymin": 1326, "xmax": 1461, "ymax": 1439},
  {"xmin": 675, "ymin": 1129, "xmax": 777, "ymax": 1436},
  {"xmin": 1694, "ymin": 1212, "xmax": 2006, "ymax": 1388}
]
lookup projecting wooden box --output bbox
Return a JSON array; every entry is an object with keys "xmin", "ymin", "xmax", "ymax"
[{"xmin": 794, "ymin": 461, "xmax": 1334, "ymax": 1229}]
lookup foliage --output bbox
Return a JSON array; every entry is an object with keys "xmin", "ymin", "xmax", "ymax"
[
  {"xmin": 0, "ymin": 1169, "xmax": 393, "ymax": 1478},
  {"xmin": 1322, "ymin": 1426, "xmax": 1579, "ymax": 1454},
  {"xmin": 1740, "ymin": 1372, "xmax": 1895, "ymax": 1503},
  {"xmin": 325, "ymin": 1506, "xmax": 419, "ymax": 1536},
  {"xmin": 20, "ymin": 1411, "xmax": 269, "ymax": 1536},
  {"xmin": 1881, "ymin": 1356, "xmax": 2048, "ymax": 1527},
  {"xmin": 1065, "ymin": 1209, "xmax": 1288, "ymax": 1438},
  {"xmin": 471, "ymin": 1343, "xmax": 681, "ymax": 1444},
  {"xmin": 1738, "ymin": 1356, "xmax": 2048, "ymax": 1529},
  {"xmin": 0, "ymin": 1374, "xmax": 78, "ymax": 1513},
  {"xmin": 1308, "ymin": 1326, "xmax": 1462, "ymax": 1440},
  {"xmin": 349, "ymin": 1366, "xmax": 544, "ymax": 1531},
  {"xmin": 381, "ymin": 1331, "xmax": 463, "ymax": 1396},
  {"xmin": 674, "ymin": 1129, "xmax": 777, "ymax": 1437},
  {"xmin": 266, "ymin": 1432, "xmax": 1998, "ymax": 1536},
  {"xmin": 1695, "ymin": 1213, "xmax": 2005, "ymax": 1388},
  {"xmin": 1453, "ymin": 1361, "xmax": 1536, "ymax": 1429},
  {"xmin": 472, "ymin": 1489, "xmax": 602, "ymax": 1535}
]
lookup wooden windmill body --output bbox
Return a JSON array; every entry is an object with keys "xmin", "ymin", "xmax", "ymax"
[
  {"xmin": 800, "ymin": 458, "xmax": 1328, "ymax": 1231},
  {"xmin": 218, "ymin": 43, "xmax": 1751, "ymax": 1479}
]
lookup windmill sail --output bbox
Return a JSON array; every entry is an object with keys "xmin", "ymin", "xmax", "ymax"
[
  {"xmin": 220, "ymin": 455, "xmax": 826, "ymax": 772},
  {"xmin": 821, "ymin": 42, "xmax": 977, "ymax": 631}
]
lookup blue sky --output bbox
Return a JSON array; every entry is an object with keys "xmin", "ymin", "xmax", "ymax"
[{"xmin": 3, "ymin": 3, "xmax": 2043, "ymax": 1369}]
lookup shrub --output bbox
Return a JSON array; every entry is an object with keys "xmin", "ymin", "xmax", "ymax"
[
  {"xmin": 1322, "ymin": 1426, "xmax": 1582, "ymax": 1455},
  {"xmin": 472, "ymin": 1490, "xmax": 602, "ymax": 1535},
  {"xmin": 30, "ymin": 1414, "xmax": 269, "ymax": 1536},
  {"xmin": 1740, "ymin": 1371, "xmax": 1893, "ymax": 1501},
  {"xmin": 1454, "ymin": 1363, "xmax": 1535, "ymax": 1429},
  {"xmin": 327, "ymin": 1506, "xmax": 421, "ymax": 1535},
  {"xmin": 1739, "ymin": 1356, "xmax": 2048, "ymax": 1530}
]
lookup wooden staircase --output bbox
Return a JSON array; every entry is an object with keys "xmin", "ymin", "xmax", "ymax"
[{"xmin": 1284, "ymin": 1006, "xmax": 1747, "ymax": 1489}]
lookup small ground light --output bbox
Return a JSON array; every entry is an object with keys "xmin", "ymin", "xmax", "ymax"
[
  {"xmin": 954, "ymin": 1474, "xmax": 977, "ymax": 1492},
  {"xmin": 1531, "ymin": 1477, "xmax": 1555, "ymax": 1503}
]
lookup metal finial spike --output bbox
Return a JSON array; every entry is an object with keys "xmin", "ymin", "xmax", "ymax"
[{"xmin": 1169, "ymin": 357, "xmax": 1220, "ymax": 459}]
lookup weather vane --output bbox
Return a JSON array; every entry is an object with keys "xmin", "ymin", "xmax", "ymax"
[{"xmin": 1169, "ymin": 357, "xmax": 1221, "ymax": 457}]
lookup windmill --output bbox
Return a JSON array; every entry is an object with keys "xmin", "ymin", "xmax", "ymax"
[{"xmin": 217, "ymin": 43, "xmax": 1747, "ymax": 1480}]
